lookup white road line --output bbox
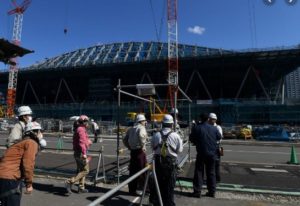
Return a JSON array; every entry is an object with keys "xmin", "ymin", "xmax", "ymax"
[
  {"xmin": 225, "ymin": 150, "xmax": 289, "ymax": 155},
  {"xmin": 250, "ymin": 168, "xmax": 288, "ymax": 173}
]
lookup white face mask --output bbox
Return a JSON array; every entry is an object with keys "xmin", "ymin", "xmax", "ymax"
[
  {"xmin": 27, "ymin": 116, "xmax": 32, "ymax": 123},
  {"xmin": 37, "ymin": 132, "xmax": 43, "ymax": 139},
  {"xmin": 39, "ymin": 139, "xmax": 47, "ymax": 148},
  {"xmin": 37, "ymin": 132, "xmax": 46, "ymax": 147}
]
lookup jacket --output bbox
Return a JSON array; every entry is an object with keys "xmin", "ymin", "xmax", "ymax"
[
  {"xmin": 190, "ymin": 122, "xmax": 221, "ymax": 157},
  {"xmin": 151, "ymin": 127, "xmax": 183, "ymax": 158},
  {"xmin": 6, "ymin": 121, "xmax": 25, "ymax": 147},
  {"xmin": 125, "ymin": 123, "xmax": 148, "ymax": 150},
  {"xmin": 73, "ymin": 125, "xmax": 91, "ymax": 155},
  {"xmin": 0, "ymin": 138, "xmax": 38, "ymax": 188}
]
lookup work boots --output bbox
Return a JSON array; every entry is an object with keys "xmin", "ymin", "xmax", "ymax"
[{"xmin": 78, "ymin": 187, "xmax": 89, "ymax": 193}]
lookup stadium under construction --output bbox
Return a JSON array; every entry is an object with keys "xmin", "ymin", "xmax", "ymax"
[{"xmin": 0, "ymin": 41, "xmax": 300, "ymax": 124}]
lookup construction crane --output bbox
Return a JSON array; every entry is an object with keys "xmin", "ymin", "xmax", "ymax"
[
  {"xmin": 167, "ymin": 0, "xmax": 178, "ymax": 111},
  {"xmin": 6, "ymin": 0, "xmax": 31, "ymax": 117}
]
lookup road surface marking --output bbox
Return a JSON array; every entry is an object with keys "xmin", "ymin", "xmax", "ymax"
[
  {"xmin": 227, "ymin": 150, "xmax": 289, "ymax": 155},
  {"xmin": 250, "ymin": 168, "xmax": 288, "ymax": 173}
]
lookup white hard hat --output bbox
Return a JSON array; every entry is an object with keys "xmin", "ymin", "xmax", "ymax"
[
  {"xmin": 17, "ymin": 106, "xmax": 32, "ymax": 117},
  {"xmin": 208, "ymin": 113, "xmax": 217, "ymax": 120},
  {"xmin": 79, "ymin": 115, "xmax": 89, "ymax": 122},
  {"xmin": 25, "ymin": 122, "xmax": 42, "ymax": 133},
  {"xmin": 136, "ymin": 114, "xmax": 146, "ymax": 123},
  {"xmin": 91, "ymin": 119, "xmax": 94, "ymax": 122},
  {"xmin": 162, "ymin": 114, "xmax": 174, "ymax": 124},
  {"xmin": 170, "ymin": 108, "xmax": 178, "ymax": 114},
  {"xmin": 70, "ymin": 116, "xmax": 79, "ymax": 121}
]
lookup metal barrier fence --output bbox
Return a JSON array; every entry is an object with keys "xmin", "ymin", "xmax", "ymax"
[{"xmin": 88, "ymin": 160, "xmax": 163, "ymax": 206}]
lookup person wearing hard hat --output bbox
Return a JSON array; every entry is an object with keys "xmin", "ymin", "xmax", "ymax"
[
  {"xmin": 6, "ymin": 106, "xmax": 33, "ymax": 148},
  {"xmin": 0, "ymin": 121, "xmax": 45, "ymax": 206},
  {"xmin": 169, "ymin": 108, "xmax": 185, "ymax": 142},
  {"xmin": 189, "ymin": 113, "xmax": 222, "ymax": 198},
  {"xmin": 91, "ymin": 119, "xmax": 101, "ymax": 143},
  {"xmin": 208, "ymin": 113, "xmax": 223, "ymax": 183},
  {"xmin": 65, "ymin": 115, "xmax": 92, "ymax": 194},
  {"xmin": 149, "ymin": 114, "xmax": 183, "ymax": 206},
  {"xmin": 123, "ymin": 113, "xmax": 148, "ymax": 196},
  {"xmin": 208, "ymin": 113, "xmax": 223, "ymax": 137}
]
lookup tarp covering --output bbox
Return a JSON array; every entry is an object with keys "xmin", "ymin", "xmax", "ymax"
[{"xmin": 254, "ymin": 126, "xmax": 290, "ymax": 141}]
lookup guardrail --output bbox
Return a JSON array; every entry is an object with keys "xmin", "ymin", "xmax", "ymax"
[{"xmin": 88, "ymin": 161, "xmax": 163, "ymax": 206}]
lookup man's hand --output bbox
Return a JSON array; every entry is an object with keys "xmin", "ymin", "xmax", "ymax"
[{"xmin": 24, "ymin": 186, "xmax": 33, "ymax": 194}]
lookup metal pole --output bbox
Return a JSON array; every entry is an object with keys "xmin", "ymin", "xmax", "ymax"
[
  {"xmin": 281, "ymin": 78, "xmax": 285, "ymax": 105},
  {"xmin": 88, "ymin": 166, "xmax": 150, "ymax": 206},
  {"xmin": 152, "ymin": 160, "xmax": 163, "ymax": 206},
  {"xmin": 139, "ymin": 170, "xmax": 151, "ymax": 206},
  {"xmin": 188, "ymin": 103, "xmax": 191, "ymax": 162},
  {"xmin": 117, "ymin": 79, "xmax": 121, "ymax": 184},
  {"xmin": 119, "ymin": 89, "xmax": 153, "ymax": 103},
  {"xmin": 173, "ymin": 88, "xmax": 177, "ymax": 131}
]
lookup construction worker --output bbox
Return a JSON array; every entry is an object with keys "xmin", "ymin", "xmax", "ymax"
[
  {"xmin": 170, "ymin": 108, "xmax": 185, "ymax": 142},
  {"xmin": 123, "ymin": 114, "xmax": 148, "ymax": 195},
  {"xmin": 0, "ymin": 122, "xmax": 45, "ymax": 206},
  {"xmin": 65, "ymin": 115, "xmax": 92, "ymax": 194},
  {"xmin": 150, "ymin": 114, "xmax": 183, "ymax": 206},
  {"xmin": 6, "ymin": 106, "xmax": 33, "ymax": 148},
  {"xmin": 189, "ymin": 113, "xmax": 221, "ymax": 198},
  {"xmin": 91, "ymin": 119, "xmax": 101, "ymax": 143},
  {"xmin": 208, "ymin": 113, "xmax": 223, "ymax": 183}
]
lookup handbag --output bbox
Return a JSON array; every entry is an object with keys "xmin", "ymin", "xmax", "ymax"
[{"xmin": 219, "ymin": 146, "xmax": 224, "ymax": 156}]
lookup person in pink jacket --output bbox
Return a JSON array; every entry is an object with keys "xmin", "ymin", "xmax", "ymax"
[{"xmin": 65, "ymin": 115, "xmax": 92, "ymax": 194}]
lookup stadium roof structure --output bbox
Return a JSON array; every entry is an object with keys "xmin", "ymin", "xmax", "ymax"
[
  {"xmin": 0, "ymin": 38, "xmax": 33, "ymax": 65},
  {"xmin": 24, "ymin": 42, "xmax": 235, "ymax": 70},
  {"xmin": 0, "ymin": 41, "xmax": 299, "ymax": 106},
  {"xmin": 22, "ymin": 41, "xmax": 300, "ymax": 81}
]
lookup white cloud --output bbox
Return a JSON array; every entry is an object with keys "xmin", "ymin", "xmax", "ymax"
[{"xmin": 187, "ymin": 26, "xmax": 206, "ymax": 35}]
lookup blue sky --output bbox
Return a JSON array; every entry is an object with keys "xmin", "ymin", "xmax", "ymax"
[{"xmin": 0, "ymin": 0, "xmax": 300, "ymax": 68}]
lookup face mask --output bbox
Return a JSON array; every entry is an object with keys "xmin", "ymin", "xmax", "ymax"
[
  {"xmin": 39, "ymin": 139, "xmax": 47, "ymax": 148},
  {"xmin": 37, "ymin": 132, "xmax": 43, "ymax": 139},
  {"xmin": 27, "ymin": 116, "xmax": 32, "ymax": 123}
]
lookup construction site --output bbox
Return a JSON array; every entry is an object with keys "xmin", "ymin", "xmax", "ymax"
[{"xmin": 0, "ymin": 1, "xmax": 300, "ymax": 206}]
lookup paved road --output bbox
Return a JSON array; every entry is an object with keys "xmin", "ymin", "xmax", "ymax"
[
  {"xmin": 22, "ymin": 177, "xmax": 300, "ymax": 206},
  {"xmin": 1, "ymin": 132, "xmax": 300, "ymax": 205}
]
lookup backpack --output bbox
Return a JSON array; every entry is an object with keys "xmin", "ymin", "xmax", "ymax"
[
  {"xmin": 159, "ymin": 131, "xmax": 173, "ymax": 158},
  {"xmin": 158, "ymin": 131, "xmax": 178, "ymax": 172}
]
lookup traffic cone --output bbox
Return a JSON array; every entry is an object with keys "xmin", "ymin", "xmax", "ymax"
[{"xmin": 288, "ymin": 146, "xmax": 299, "ymax": 165}]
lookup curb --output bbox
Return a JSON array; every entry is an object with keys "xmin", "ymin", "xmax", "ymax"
[{"xmin": 176, "ymin": 180, "xmax": 300, "ymax": 196}]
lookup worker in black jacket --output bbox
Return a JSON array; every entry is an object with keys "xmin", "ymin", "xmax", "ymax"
[{"xmin": 189, "ymin": 113, "xmax": 221, "ymax": 198}]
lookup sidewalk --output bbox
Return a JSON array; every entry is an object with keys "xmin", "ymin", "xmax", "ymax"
[{"xmin": 23, "ymin": 177, "xmax": 299, "ymax": 206}]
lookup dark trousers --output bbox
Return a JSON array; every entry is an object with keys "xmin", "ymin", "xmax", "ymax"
[
  {"xmin": 0, "ymin": 179, "xmax": 22, "ymax": 206},
  {"xmin": 193, "ymin": 154, "xmax": 216, "ymax": 195},
  {"xmin": 93, "ymin": 130, "xmax": 100, "ymax": 143},
  {"xmin": 129, "ymin": 149, "xmax": 146, "ymax": 193},
  {"xmin": 215, "ymin": 154, "xmax": 221, "ymax": 182},
  {"xmin": 149, "ymin": 155, "xmax": 177, "ymax": 206}
]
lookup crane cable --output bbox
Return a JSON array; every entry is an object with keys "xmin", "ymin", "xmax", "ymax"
[
  {"xmin": 247, "ymin": 0, "xmax": 257, "ymax": 48},
  {"xmin": 64, "ymin": 0, "xmax": 69, "ymax": 34},
  {"xmin": 148, "ymin": 0, "xmax": 166, "ymax": 42}
]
